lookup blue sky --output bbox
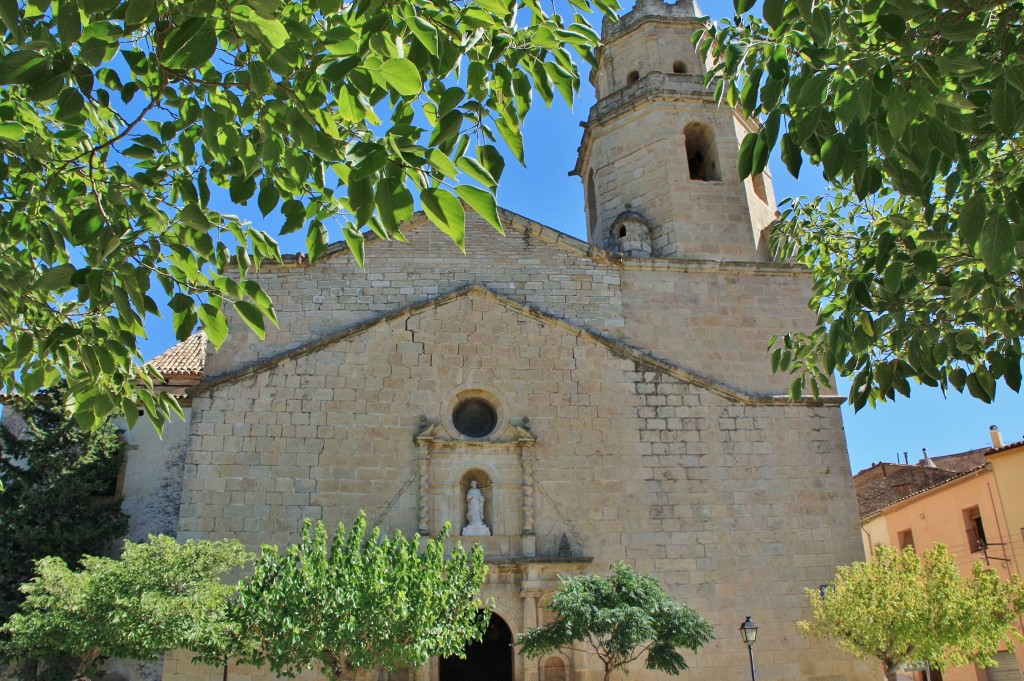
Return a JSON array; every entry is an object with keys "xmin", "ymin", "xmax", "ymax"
[{"xmin": 138, "ymin": 0, "xmax": 1023, "ymax": 475}]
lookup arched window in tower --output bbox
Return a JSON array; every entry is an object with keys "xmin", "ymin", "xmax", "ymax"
[
  {"xmin": 586, "ymin": 170, "xmax": 598, "ymax": 236},
  {"xmin": 672, "ymin": 60, "xmax": 687, "ymax": 74},
  {"xmin": 626, "ymin": 70, "xmax": 640, "ymax": 85},
  {"xmin": 684, "ymin": 122, "xmax": 721, "ymax": 182},
  {"xmin": 751, "ymin": 173, "xmax": 768, "ymax": 202}
]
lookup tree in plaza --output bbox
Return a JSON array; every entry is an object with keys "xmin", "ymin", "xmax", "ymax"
[
  {"xmin": 698, "ymin": 0, "xmax": 1024, "ymax": 409},
  {"xmin": 227, "ymin": 512, "xmax": 489, "ymax": 680},
  {"xmin": 799, "ymin": 544, "xmax": 1024, "ymax": 681},
  {"xmin": 0, "ymin": 387, "xmax": 128, "ymax": 622},
  {"xmin": 1, "ymin": 535, "xmax": 251, "ymax": 681},
  {"xmin": 517, "ymin": 562, "xmax": 714, "ymax": 681},
  {"xmin": 0, "ymin": 0, "xmax": 618, "ymax": 430}
]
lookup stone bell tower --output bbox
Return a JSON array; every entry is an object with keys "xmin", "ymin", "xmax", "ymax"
[{"xmin": 574, "ymin": 0, "xmax": 778, "ymax": 261}]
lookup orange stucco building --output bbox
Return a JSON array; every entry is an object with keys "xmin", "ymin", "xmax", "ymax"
[{"xmin": 854, "ymin": 431, "xmax": 1024, "ymax": 681}]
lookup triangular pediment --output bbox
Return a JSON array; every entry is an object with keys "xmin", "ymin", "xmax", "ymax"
[{"xmin": 195, "ymin": 284, "xmax": 836, "ymax": 406}]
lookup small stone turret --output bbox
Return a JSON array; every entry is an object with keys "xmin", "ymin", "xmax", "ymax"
[
  {"xmin": 607, "ymin": 209, "xmax": 652, "ymax": 257},
  {"xmin": 575, "ymin": 0, "xmax": 778, "ymax": 261}
]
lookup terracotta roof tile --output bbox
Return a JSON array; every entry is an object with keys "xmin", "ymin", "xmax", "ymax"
[
  {"xmin": 854, "ymin": 449, "xmax": 989, "ymax": 519},
  {"xmin": 148, "ymin": 332, "xmax": 207, "ymax": 379}
]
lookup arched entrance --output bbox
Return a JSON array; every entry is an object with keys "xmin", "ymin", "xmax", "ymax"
[{"xmin": 439, "ymin": 612, "xmax": 513, "ymax": 681}]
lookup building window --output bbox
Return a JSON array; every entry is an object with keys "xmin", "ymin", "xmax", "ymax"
[
  {"xmin": 751, "ymin": 173, "xmax": 768, "ymax": 202},
  {"xmin": 964, "ymin": 507, "xmax": 987, "ymax": 552},
  {"xmin": 586, "ymin": 170, "xmax": 598, "ymax": 237},
  {"xmin": 897, "ymin": 529, "xmax": 914, "ymax": 550},
  {"xmin": 672, "ymin": 60, "xmax": 687, "ymax": 74},
  {"xmin": 683, "ymin": 122, "xmax": 721, "ymax": 181},
  {"xmin": 627, "ymin": 70, "xmax": 639, "ymax": 85},
  {"xmin": 453, "ymin": 398, "xmax": 498, "ymax": 438}
]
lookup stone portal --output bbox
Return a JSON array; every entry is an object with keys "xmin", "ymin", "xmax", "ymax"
[{"xmin": 439, "ymin": 613, "xmax": 513, "ymax": 681}]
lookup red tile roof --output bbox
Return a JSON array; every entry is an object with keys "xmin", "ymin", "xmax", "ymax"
[
  {"xmin": 148, "ymin": 332, "xmax": 206, "ymax": 379},
  {"xmin": 853, "ymin": 450, "xmax": 988, "ymax": 519}
]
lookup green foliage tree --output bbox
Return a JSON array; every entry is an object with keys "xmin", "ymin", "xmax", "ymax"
[
  {"xmin": 799, "ymin": 544, "xmax": 1024, "ymax": 681},
  {"xmin": 0, "ymin": 0, "xmax": 618, "ymax": 430},
  {"xmin": 228, "ymin": 512, "xmax": 489, "ymax": 680},
  {"xmin": 698, "ymin": 0, "xmax": 1024, "ymax": 409},
  {"xmin": 517, "ymin": 562, "xmax": 714, "ymax": 681},
  {"xmin": 1, "ymin": 535, "xmax": 251, "ymax": 680},
  {"xmin": 0, "ymin": 388, "xmax": 128, "ymax": 622}
]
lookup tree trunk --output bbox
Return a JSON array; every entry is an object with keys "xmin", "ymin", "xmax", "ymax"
[
  {"xmin": 883, "ymin": 662, "xmax": 900, "ymax": 681},
  {"xmin": 74, "ymin": 647, "xmax": 102, "ymax": 681}
]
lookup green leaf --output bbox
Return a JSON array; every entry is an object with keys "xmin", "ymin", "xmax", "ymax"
[
  {"xmin": 0, "ymin": 51, "xmax": 47, "ymax": 85},
  {"xmin": 198, "ymin": 303, "xmax": 229, "ymax": 348},
  {"xmin": 379, "ymin": 58, "xmax": 421, "ymax": 97},
  {"xmin": 343, "ymin": 228, "xmax": 365, "ymax": 267},
  {"xmin": 762, "ymin": 0, "xmax": 785, "ymax": 27},
  {"xmin": 991, "ymin": 81, "xmax": 1020, "ymax": 136},
  {"xmin": 0, "ymin": 121, "xmax": 25, "ymax": 139},
  {"xmin": 957, "ymin": 194, "xmax": 985, "ymax": 246},
  {"xmin": 34, "ymin": 264, "xmax": 77, "ymax": 291},
  {"xmin": 233, "ymin": 300, "xmax": 266, "ymax": 339},
  {"xmin": 124, "ymin": 0, "xmax": 155, "ymax": 26},
  {"xmin": 421, "ymin": 188, "xmax": 466, "ymax": 251},
  {"xmin": 456, "ymin": 185, "xmax": 503, "ymax": 234},
  {"xmin": 58, "ymin": 2, "xmax": 82, "ymax": 44},
  {"xmin": 231, "ymin": 5, "xmax": 289, "ymax": 50},
  {"xmin": 456, "ymin": 156, "xmax": 498, "ymax": 189},
  {"xmin": 979, "ymin": 213, "xmax": 1015, "ymax": 278},
  {"xmin": 737, "ymin": 132, "xmax": 757, "ymax": 180},
  {"xmin": 161, "ymin": 18, "xmax": 217, "ymax": 70},
  {"xmin": 780, "ymin": 132, "xmax": 803, "ymax": 178},
  {"xmin": 876, "ymin": 14, "xmax": 906, "ymax": 39},
  {"xmin": 882, "ymin": 261, "xmax": 903, "ymax": 295}
]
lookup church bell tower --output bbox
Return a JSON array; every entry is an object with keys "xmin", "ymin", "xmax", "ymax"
[{"xmin": 575, "ymin": 0, "xmax": 778, "ymax": 261}]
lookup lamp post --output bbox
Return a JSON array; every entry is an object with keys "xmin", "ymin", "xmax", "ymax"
[{"xmin": 739, "ymin": 616, "xmax": 758, "ymax": 681}]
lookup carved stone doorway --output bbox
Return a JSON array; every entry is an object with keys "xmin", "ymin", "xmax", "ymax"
[{"xmin": 439, "ymin": 613, "xmax": 513, "ymax": 681}]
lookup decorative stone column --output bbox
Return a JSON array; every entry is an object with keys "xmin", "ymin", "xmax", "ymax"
[
  {"xmin": 414, "ymin": 418, "xmax": 436, "ymax": 535},
  {"xmin": 518, "ymin": 419, "xmax": 537, "ymax": 557},
  {"xmin": 521, "ymin": 588, "xmax": 540, "ymax": 681}
]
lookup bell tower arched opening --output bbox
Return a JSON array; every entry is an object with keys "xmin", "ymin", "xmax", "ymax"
[{"xmin": 684, "ymin": 122, "xmax": 720, "ymax": 182}]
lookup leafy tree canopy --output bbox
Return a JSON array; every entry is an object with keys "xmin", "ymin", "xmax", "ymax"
[
  {"xmin": 698, "ymin": 0, "xmax": 1024, "ymax": 409},
  {"xmin": 0, "ymin": 386, "xmax": 128, "ymax": 621},
  {"xmin": 799, "ymin": 544, "xmax": 1024, "ymax": 681},
  {"xmin": 1, "ymin": 535, "xmax": 251, "ymax": 680},
  {"xmin": 0, "ymin": 0, "xmax": 618, "ymax": 430},
  {"xmin": 228, "ymin": 512, "xmax": 489, "ymax": 680},
  {"xmin": 517, "ymin": 562, "xmax": 714, "ymax": 681}
]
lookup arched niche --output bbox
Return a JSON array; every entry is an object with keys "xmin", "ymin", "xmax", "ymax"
[
  {"xmin": 460, "ymin": 467, "xmax": 494, "ymax": 534},
  {"xmin": 684, "ymin": 121, "xmax": 721, "ymax": 182},
  {"xmin": 542, "ymin": 655, "xmax": 570, "ymax": 681},
  {"xmin": 672, "ymin": 60, "xmax": 688, "ymax": 74}
]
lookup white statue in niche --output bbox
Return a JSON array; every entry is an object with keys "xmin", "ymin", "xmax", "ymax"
[{"xmin": 462, "ymin": 480, "xmax": 491, "ymax": 536}]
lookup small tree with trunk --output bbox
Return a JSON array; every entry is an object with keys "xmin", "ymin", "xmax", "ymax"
[
  {"xmin": 799, "ymin": 544, "xmax": 1024, "ymax": 681},
  {"xmin": 228, "ymin": 512, "xmax": 489, "ymax": 680},
  {"xmin": 1, "ymin": 535, "xmax": 250, "ymax": 680},
  {"xmin": 517, "ymin": 562, "xmax": 714, "ymax": 681}
]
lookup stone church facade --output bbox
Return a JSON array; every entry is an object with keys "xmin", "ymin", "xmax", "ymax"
[{"xmin": 130, "ymin": 1, "xmax": 875, "ymax": 680}]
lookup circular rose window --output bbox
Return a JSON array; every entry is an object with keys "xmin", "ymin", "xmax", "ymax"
[{"xmin": 452, "ymin": 398, "xmax": 498, "ymax": 438}]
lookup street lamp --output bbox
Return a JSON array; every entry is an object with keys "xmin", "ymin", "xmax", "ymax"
[{"xmin": 739, "ymin": 616, "xmax": 758, "ymax": 681}]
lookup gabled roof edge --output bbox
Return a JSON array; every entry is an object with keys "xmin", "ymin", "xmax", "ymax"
[{"xmin": 192, "ymin": 284, "xmax": 841, "ymax": 407}]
